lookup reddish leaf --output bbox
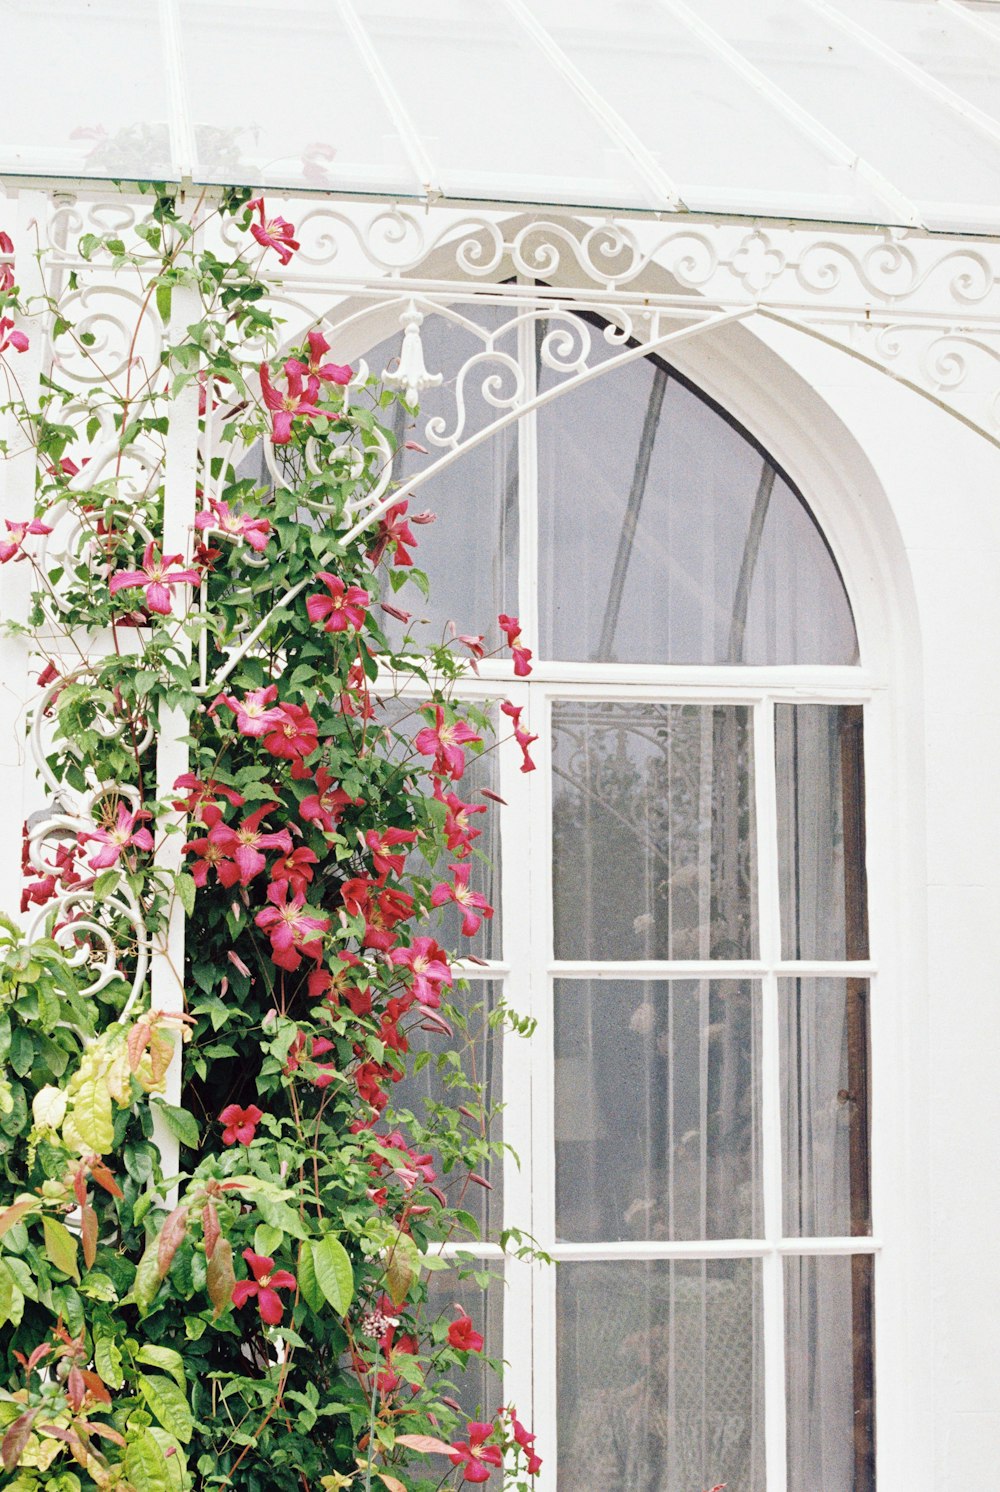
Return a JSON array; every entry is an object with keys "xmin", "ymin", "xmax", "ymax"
[
  {"xmin": 126, "ymin": 1020, "xmax": 152, "ymax": 1072},
  {"xmin": 395, "ymin": 1435, "xmax": 455, "ymax": 1456},
  {"xmin": 2, "ymin": 1409, "xmax": 38, "ymax": 1471},
  {"xmin": 81, "ymin": 1202, "xmax": 98, "ymax": 1269},
  {"xmin": 66, "ymin": 1365, "xmax": 86, "ymax": 1412},
  {"xmin": 88, "ymin": 1158, "xmax": 123, "ymax": 1199},
  {"xmin": 79, "ymin": 1369, "xmax": 111, "ymax": 1405},
  {"xmin": 157, "ymin": 1206, "xmax": 189, "ymax": 1279},
  {"xmin": 72, "ymin": 1168, "xmax": 87, "ymax": 1208},
  {"xmin": 202, "ymin": 1200, "xmax": 220, "ymax": 1261},
  {"xmin": 0, "ymin": 1198, "xmax": 38, "ymax": 1238},
  {"xmin": 207, "ymin": 1235, "xmax": 235, "ymax": 1318},
  {"xmin": 378, "ymin": 1475, "xmax": 408, "ymax": 1492},
  {"xmin": 82, "ymin": 1422, "xmax": 125, "ymax": 1445}
]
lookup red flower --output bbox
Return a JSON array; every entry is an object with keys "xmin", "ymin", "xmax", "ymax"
[
  {"xmin": 259, "ymin": 361, "xmax": 322, "ymax": 444},
  {"xmin": 501, "ymin": 700, "xmax": 538, "ymax": 774},
  {"xmin": 433, "ymin": 781, "xmax": 487, "ymax": 857},
  {"xmin": 449, "ymin": 1423, "xmax": 503, "ymax": 1484},
  {"xmin": 195, "ymin": 499, "xmax": 271, "ymax": 553},
  {"xmin": 109, "ymin": 541, "xmax": 200, "ymax": 616},
  {"xmin": 261, "ymin": 702, "xmax": 319, "ymax": 761},
  {"xmin": 365, "ymin": 826, "xmax": 417, "ymax": 879},
  {"xmin": 498, "ymin": 614, "xmax": 532, "ymax": 677},
  {"xmin": 0, "ymin": 317, "xmax": 28, "ymax": 355},
  {"xmin": 368, "ymin": 500, "xmax": 417, "ymax": 568},
  {"xmin": 415, "ymin": 706, "xmax": 482, "ymax": 782},
  {"xmin": 306, "ymin": 572, "xmax": 370, "ymax": 633},
  {"xmin": 431, "ymin": 864, "xmax": 494, "ymax": 938},
  {"xmin": 503, "ymin": 1409, "xmax": 542, "ymax": 1476},
  {"xmin": 340, "ymin": 877, "xmax": 414, "ymax": 951},
  {"xmin": 83, "ymin": 804, "xmax": 154, "ymax": 870},
  {"xmin": 447, "ymin": 1309, "xmax": 484, "ymax": 1353},
  {"xmin": 287, "ymin": 329, "xmax": 351, "ymax": 386},
  {"xmin": 300, "ymin": 767, "xmax": 362, "ymax": 833},
  {"xmin": 254, "ymin": 880, "xmax": 330, "ymax": 971},
  {"xmin": 269, "ymin": 844, "xmax": 319, "ymax": 898},
  {"xmin": 232, "ymin": 1248, "xmax": 296, "ymax": 1325},
  {"xmin": 246, "ymin": 199, "xmax": 299, "ymax": 265},
  {"xmin": 389, "ymin": 937, "xmax": 452, "ymax": 1008},
  {"xmin": 172, "ymin": 773, "xmax": 245, "ymax": 814},
  {"xmin": 0, "ymin": 517, "xmax": 52, "ymax": 563},
  {"xmin": 219, "ymin": 1104, "xmax": 263, "ymax": 1146},
  {"xmin": 209, "ymin": 803, "xmax": 293, "ymax": 887}
]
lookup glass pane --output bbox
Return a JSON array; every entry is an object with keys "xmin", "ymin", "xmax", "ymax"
[
  {"xmin": 776, "ymin": 705, "xmax": 868, "ymax": 961},
  {"xmin": 554, "ymin": 980, "xmax": 761, "ymax": 1241},
  {"xmin": 552, "ymin": 703, "xmax": 757, "ymax": 961},
  {"xmin": 422, "ymin": 1262, "xmax": 504, "ymax": 1422},
  {"xmin": 780, "ymin": 980, "xmax": 871, "ymax": 1238},
  {"xmin": 785, "ymin": 1254, "xmax": 875, "ymax": 1492},
  {"xmin": 537, "ymin": 331, "xmax": 858, "ymax": 665},
  {"xmin": 365, "ymin": 306, "xmax": 518, "ymax": 646},
  {"xmin": 387, "ymin": 981, "xmax": 504, "ymax": 1239},
  {"xmin": 558, "ymin": 1260, "xmax": 764, "ymax": 1492}
]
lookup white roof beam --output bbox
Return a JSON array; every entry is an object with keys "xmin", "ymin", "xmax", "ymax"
[
  {"xmin": 497, "ymin": 0, "xmax": 688, "ymax": 212},
  {"xmin": 655, "ymin": 0, "xmax": 924, "ymax": 228},
  {"xmin": 938, "ymin": 0, "xmax": 1000, "ymax": 47},
  {"xmin": 158, "ymin": 0, "xmax": 197, "ymax": 181},
  {"xmin": 334, "ymin": 0, "xmax": 440, "ymax": 199},
  {"xmin": 802, "ymin": 0, "xmax": 1000, "ymax": 153}
]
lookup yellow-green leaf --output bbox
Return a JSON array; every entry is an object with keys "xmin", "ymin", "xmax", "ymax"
[
  {"xmin": 136, "ymin": 1345, "xmax": 186, "ymax": 1390},
  {"xmin": 138, "ymin": 1374, "xmax": 193, "ymax": 1445},
  {"xmin": 0, "ymin": 1261, "xmax": 25, "ymax": 1329},
  {"xmin": 124, "ymin": 1427, "xmax": 172, "ymax": 1492},
  {"xmin": 64, "ymin": 1075, "xmax": 113, "ymax": 1154},
  {"xmin": 206, "ymin": 1236, "xmax": 234, "ymax": 1319},
  {"xmin": 311, "ymin": 1236, "xmax": 353, "ymax": 1315},
  {"xmin": 32, "ymin": 1085, "xmax": 67, "ymax": 1131},
  {"xmin": 42, "ymin": 1216, "xmax": 79, "ymax": 1283}
]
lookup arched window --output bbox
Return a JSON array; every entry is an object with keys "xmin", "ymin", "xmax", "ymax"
[{"xmin": 370, "ymin": 304, "xmax": 874, "ymax": 1492}]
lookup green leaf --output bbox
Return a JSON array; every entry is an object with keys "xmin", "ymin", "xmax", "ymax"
[
  {"xmin": 94, "ymin": 1334, "xmax": 124, "ymax": 1389},
  {"xmin": 139, "ymin": 1374, "xmax": 193, "ymax": 1444},
  {"xmin": 155, "ymin": 283, "xmax": 173, "ymax": 326},
  {"xmin": 42, "ymin": 1215, "xmax": 80, "ymax": 1282},
  {"xmin": 92, "ymin": 870, "xmax": 120, "ymax": 900},
  {"xmin": 297, "ymin": 1238, "xmax": 323, "ymax": 1312},
  {"xmin": 151, "ymin": 1099, "xmax": 200, "ymax": 1149},
  {"xmin": 136, "ymin": 1345, "xmax": 186, "ymax": 1390},
  {"xmin": 9, "ymin": 1029, "xmax": 34, "ymax": 1077},
  {"xmin": 255, "ymin": 1195, "xmax": 309, "ymax": 1240},
  {"xmin": 124, "ymin": 1427, "xmax": 173, "ymax": 1492},
  {"xmin": 175, "ymin": 872, "xmax": 196, "ymax": 918},
  {"xmin": 0, "ymin": 1260, "xmax": 25, "ymax": 1328},
  {"xmin": 130, "ymin": 1238, "xmax": 163, "ymax": 1314},
  {"xmin": 254, "ymin": 1223, "xmax": 283, "ymax": 1257},
  {"xmin": 64, "ymin": 1074, "xmax": 113, "ymax": 1153},
  {"xmin": 311, "ymin": 1235, "xmax": 353, "ymax": 1315}
]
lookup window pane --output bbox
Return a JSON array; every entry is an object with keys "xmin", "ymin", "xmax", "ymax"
[
  {"xmin": 785, "ymin": 1254, "xmax": 875, "ymax": 1492},
  {"xmin": 780, "ymin": 979, "xmax": 872, "ymax": 1238},
  {"xmin": 776, "ymin": 704, "xmax": 868, "ymax": 962},
  {"xmin": 554, "ymin": 980, "xmax": 762, "ymax": 1241},
  {"xmin": 557, "ymin": 1260, "xmax": 764, "ymax": 1492},
  {"xmin": 537, "ymin": 328, "xmax": 858, "ymax": 665},
  {"xmin": 365, "ymin": 307, "xmax": 518, "ymax": 643},
  {"xmin": 552, "ymin": 703, "xmax": 757, "ymax": 960},
  {"xmin": 387, "ymin": 981, "xmax": 504, "ymax": 1238}
]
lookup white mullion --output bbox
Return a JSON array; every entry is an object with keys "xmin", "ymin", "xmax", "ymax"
[
  {"xmin": 544, "ymin": 1238, "xmax": 881, "ymax": 1262},
  {"xmin": 754, "ymin": 694, "xmax": 789, "ymax": 1492},
  {"xmin": 516, "ymin": 287, "xmax": 540, "ymax": 657},
  {"xmin": 549, "ymin": 958, "xmax": 877, "ymax": 980}
]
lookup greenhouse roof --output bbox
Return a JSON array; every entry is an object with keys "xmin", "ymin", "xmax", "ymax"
[{"xmin": 8, "ymin": 0, "xmax": 1000, "ymax": 235}]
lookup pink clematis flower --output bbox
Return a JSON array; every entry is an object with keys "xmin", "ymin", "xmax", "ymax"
[
  {"xmin": 368, "ymin": 500, "xmax": 417, "ymax": 568},
  {"xmin": 431, "ymin": 864, "xmax": 494, "ymax": 938},
  {"xmin": 232, "ymin": 1248, "xmax": 297, "ymax": 1326},
  {"xmin": 195, "ymin": 499, "xmax": 272, "ymax": 553},
  {"xmin": 259, "ymin": 361, "xmax": 322, "ymax": 445},
  {"xmin": 109, "ymin": 542, "xmax": 200, "ymax": 616},
  {"xmin": 0, "ymin": 233, "xmax": 13, "ymax": 296},
  {"xmin": 449, "ymin": 1423, "xmax": 504, "ymax": 1484},
  {"xmin": 433, "ymin": 780, "xmax": 487, "ymax": 857},
  {"xmin": 501, "ymin": 699, "xmax": 538, "ymax": 774},
  {"xmin": 83, "ymin": 803, "xmax": 154, "ymax": 870},
  {"xmin": 340, "ymin": 876, "xmax": 414, "ymax": 952},
  {"xmin": 254, "ymin": 879, "xmax": 330, "ymax": 971},
  {"xmin": 447, "ymin": 1309, "xmax": 485, "ymax": 1354},
  {"xmin": 364, "ymin": 827, "xmax": 417, "ymax": 879},
  {"xmin": 389, "ymin": 936, "xmax": 453, "ymax": 1008},
  {"xmin": 219, "ymin": 1104, "xmax": 263, "ymax": 1146},
  {"xmin": 214, "ymin": 684, "xmax": 285, "ymax": 738},
  {"xmin": 246, "ymin": 199, "xmax": 300, "ymax": 265},
  {"xmin": 300, "ymin": 766, "xmax": 362, "ymax": 833},
  {"xmin": 415, "ymin": 706, "xmax": 482, "ymax": 782},
  {"xmin": 0, "ymin": 317, "xmax": 28, "ymax": 354},
  {"xmin": 209, "ymin": 803, "xmax": 293, "ymax": 888},
  {"xmin": 269, "ymin": 844, "xmax": 319, "ymax": 898},
  {"xmin": 261, "ymin": 702, "xmax": 319, "ymax": 762},
  {"xmin": 172, "ymin": 772, "xmax": 245, "ymax": 815},
  {"xmin": 502, "ymin": 1409, "xmax": 542, "ymax": 1477},
  {"xmin": 287, "ymin": 329, "xmax": 352, "ymax": 386},
  {"xmin": 0, "ymin": 517, "xmax": 52, "ymax": 563},
  {"xmin": 498, "ymin": 613, "xmax": 533, "ymax": 677},
  {"xmin": 306, "ymin": 572, "xmax": 370, "ymax": 633}
]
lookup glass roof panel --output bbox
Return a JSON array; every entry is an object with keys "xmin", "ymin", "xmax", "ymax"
[
  {"xmin": 177, "ymin": 0, "xmax": 421, "ymax": 195},
  {"xmin": 0, "ymin": 0, "xmax": 173, "ymax": 181}
]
